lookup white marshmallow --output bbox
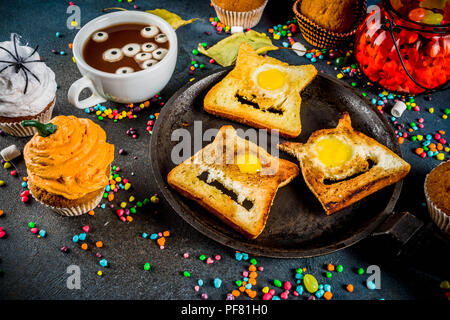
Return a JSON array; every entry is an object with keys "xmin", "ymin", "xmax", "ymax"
[
  {"xmin": 140, "ymin": 59, "xmax": 158, "ymax": 69},
  {"xmin": 134, "ymin": 52, "xmax": 153, "ymax": 63},
  {"xmin": 152, "ymin": 48, "xmax": 168, "ymax": 60},
  {"xmin": 231, "ymin": 26, "xmax": 244, "ymax": 34},
  {"xmin": 141, "ymin": 26, "xmax": 159, "ymax": 38},
  {"xmin": 115, "ymin": 67, "xmax": 134, "ymax": 74},
  {"xmin": 1, "ymin": 145, "xmax": 21, "ymax": 161},
  {"xmin": 102, "ymin": 48, "xmax": 123, "ymax": 62},
  {"xmin": 92, "ymin": 31, "xmax": 108, "ymax": 42},
  {"xmin": 391, "ymin": 101, "xmax": 407, "ymax": 118},
  {"xmin": 122, "ymin": 43, "xmax": 141, "ymax": 57},
  {"xmin": 141, "ymin": 42, "xmax": 158, "ymax": 53},
  {"xmin": 292, "ymin": 42, "xmax": 306, "ymax": 56}
]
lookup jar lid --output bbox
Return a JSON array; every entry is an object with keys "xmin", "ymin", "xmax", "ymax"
[{"xmin": 389, "ymin": 0, "xmax": 449, "ymax": 25}]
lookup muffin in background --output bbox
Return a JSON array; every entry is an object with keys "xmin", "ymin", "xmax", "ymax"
[
  {"xmin": 300, "ymin": 0, "xmax": 358, "ymax": 33},
  {"xmin": 23, "ymin": 116, "xmax": 114, "ymax": 216},
  {"xmin": 211, "ymin": 0, "xmax": 268, "ymax": 29},
  {"xmin": 0, "ymin": 34, "xmax": 57, "ymax": 137},
  {"xmin": 424, "ymin": 162, "xmax": 450, "ymax": 234}
]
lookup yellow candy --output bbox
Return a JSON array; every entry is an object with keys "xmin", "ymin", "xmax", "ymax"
[
  {"xmin": 429, "ymin": 108, "xmax": 434, "ymax": 113},
  {"xmin": 124, "ymin": 182, "xmax": 131, "ymax": 190},
  {"xmin": 120, "ymin": 202, "xmax": 127, "ymax": 208},
  {"xmin": 436, "ymin": 153, "xmax": 445, "ymax": 161},
  {"xmin": 0, "ymin": 180, "xmax": 4, "ymax": 186},
  {"xmin": 443, "ymin": 115, "xmax": 448, "ymax": 119},
  {"xmin": 3, "ymin": 162, "xmax": 11, "ymax": 169},
  {"xmin": 262, "ymin": 286, "xmax": 269, "ymax": 293},
  {"xmin": 129, "ymin": 196, "xmax": 135, "ymax": 202}
]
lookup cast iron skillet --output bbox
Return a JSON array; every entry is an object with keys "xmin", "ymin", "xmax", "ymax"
[{"xmin": 150, "ymin": 67, "xmax": 403, "ymax": 258}]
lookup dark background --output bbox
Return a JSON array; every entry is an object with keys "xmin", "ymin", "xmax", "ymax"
[{"xmin": 0, "ymin": 0, "xmax": 448, "ymax": 300}]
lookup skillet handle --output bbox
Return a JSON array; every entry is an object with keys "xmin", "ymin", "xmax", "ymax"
[{"xmin": 371, "ymin": 211, "xmax": 424, "ymax": 254}]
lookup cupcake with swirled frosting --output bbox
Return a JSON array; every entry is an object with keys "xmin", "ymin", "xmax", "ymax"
[
  {"xmin": 23, "ymin": 116, "xmax": 114, "ymax": 216},
  {"xmin": 0, "ymin": 34, "xmax": 57, "ymax": 136}
]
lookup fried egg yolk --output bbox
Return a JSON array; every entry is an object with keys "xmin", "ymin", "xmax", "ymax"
[
  {"xmin": 236, "ymin": 153, "xmax": 262, "ymax": 174},
  {"xmin": 315, "ymin": 137, "xmax": 353, "ymax": 167},
  {"xmin": 256, "ymin": 68, "xmax": 286, "ymax": 91}
]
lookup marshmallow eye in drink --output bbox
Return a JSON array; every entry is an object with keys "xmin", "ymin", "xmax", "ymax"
[{"xmin": 83, "ymin": 23, "xmax": 170, "ymax": 74}]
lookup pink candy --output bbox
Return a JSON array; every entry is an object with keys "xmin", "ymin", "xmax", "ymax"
[
  {"xmin": 263, "ymin": 293, "xmax": 273, "ymax": 300},
  {"xmin": 183, "ymin": 253, "xmax": 189, "ymax": 258},
  {"xmin": 280, "ymin": 291, "xmax": 289, "ymax": 299},
  {"xmin": 82, "ymin": 225, "xmax": 90, "ymax": 233},
  {"xmin": 284, "ymin": 281, "xmax": 292, "ymax": 290},
  {"xmin": 206, "ymin": 257, "xmax": 214, "ymax": 264},
  {"xmin": 30, "ymin": 227, "xmax": 38, "ymax": 234}
]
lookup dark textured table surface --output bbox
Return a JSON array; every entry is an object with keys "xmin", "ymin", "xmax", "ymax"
[{"xmin": 0, "ymin": 0, "xmax": 448, "ymax": 300}]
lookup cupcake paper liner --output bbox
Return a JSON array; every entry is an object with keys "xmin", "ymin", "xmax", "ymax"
[
  {"xmin": 293, "ymin": 0, "xmax": 367, "ymax": 48},
  {"xmin": 30, "ymin": 187, "xmax": 104, "ymax": 217},
  {"xmin": 424, "ymin": 166, "xmax": 450, "ymax": 234},
  {"xmin": 0, "ymin": 99, "xmax": 55, "ymax": 137},
  {"xmin": 211, "ymin": 0, "xmax": 268, "ymax": 29}
]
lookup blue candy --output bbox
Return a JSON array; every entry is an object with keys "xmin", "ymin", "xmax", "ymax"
[
  {"xmin": 78, "ymin": 233, "xmax": 86, "ymax": 241},
  {"xmin": 272, "ymin": 295, "xmax": 281, "ymax": 300},
  {"xmin": 198, "ymin": 279, "xmax": 204, "ymax": 286},
  {"xmin": 39, "ymin": 229, "xmax": 46, "ymax": 237},
  {"xmin": 315, "ymin": 289, "xmax": 325, "ymax": 299},
  {"xmin": 150, "ymin": 233, "xmax": 158, "ymax": 240},
  {"xmin": 367, "ymin": 280, "xmax": 377, "ymax": 290},
  {"xmin": 72, "ymin": 235, "xmax": 79, "ymax": 243},
  {"xmin": 324, "ymin": 284, "xmax": 331, "ymax": 292},
  {"xmin": 214, "ymin": 278, "xmax": 222, "ymax": 288},
  {"xmin": 296, "ymin": 285, "xmax": 304, "ymax": 295},
  {"xmin": 235, "ymin": 252, "xmax": 243, "ymax": 261},
  {"xmin": 142, "ymin": 233, "xmax": 149, "ymax": 238},
  {"xmin": 99, "ymin": 259, "xmax": 108, "ymax": 267}
]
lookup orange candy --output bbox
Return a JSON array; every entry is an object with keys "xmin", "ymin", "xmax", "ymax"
[
  {"xmin": 232, "ymin": 290, "xmax": 240, "ymax": 297},
  {"xmin": 248, "ymin": 264, "xmax": 256, "ymax": 272},
  {"xmin": 327, "ymin": 264, "xmax": 335, "ymax": 271},
  {"xmin": 163, "ymin": 230, "xmax": 170, "ymax": 237},
  {"xmin": 323, "ymin": 291, "xmax": 333, "ymax": 300},
  {"xmin": 96, "ymin": 241, "xmax": 103, "ymax": 248},
  {"xmin": 81, "ymin": 243, "xmax": 88, "ymax": 250},
  {"xmin": 157, "ymin": 237, "xmax": 165, "ymax": 246},
  {"xmin": 246, "ymin": 289, "xmax": 257, "ymax": 298},
  {"xmin": 239, "ymin": 286, "xmax": 246, "ymax": 292},
  {"xmin": 346, "ymin": 284, "xmax": 354, "ymax": 292},
  {"xmin": 415, "ymin": 148, "xmax": 424, "ymax": 155},
  {"xmin": 0, "ymin": 210, "xmax": 4, "ymax": 216},
  {"xmin": 88, "ymin": 210, "xmax": 95, "ymax": 216},
  {"xmin": 248, "ymin": 278, "xmax": 256, "ymax": 286},
  {"xmin": 398, "ymin": 137, "xmax": 405, "ymax": 144},
  {"xmin": 126, "ymin": 216, "xmax": 133, "ymax": 222},
  {"xmin": 249, "ymin": 271, "xmax": 258, "ymax": 279}
]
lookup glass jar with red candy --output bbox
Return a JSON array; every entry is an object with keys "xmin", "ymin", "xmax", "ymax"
[{"xmin": 355, "ymin": 0, "xmax": 449, "ymax": 95}]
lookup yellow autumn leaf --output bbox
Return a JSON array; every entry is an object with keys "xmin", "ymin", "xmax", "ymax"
[
  {"xmin": 197, "ymin": 30, "xmax": 278, "ymax": 67},
  {"xmin": 146, "ymin": 9, "xmax": 198, "ymax": 30}
]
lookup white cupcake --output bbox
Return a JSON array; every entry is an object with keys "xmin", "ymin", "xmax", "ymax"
[{"xmin": 0, "ymin": 34, "xmax": 57, "ymax": 137}]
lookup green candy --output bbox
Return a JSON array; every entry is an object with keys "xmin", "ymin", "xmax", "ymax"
[
  {"xmin": 295, "ymin": 268, "xmax": 303, "ymax": 274},
  {"xmin": 444, "ymin": 108, "xmax": 450, "ymax": 115},
  {"xmin": 326, "ymin": 271, "xmax": 332, "ymax": 278},
  {"xmin": 303, "ymin": 274, "xmax": 319, "ymax": 293},
  {"xmin": 21, "ymin": 120, "xmax": 57, "ymax": 137},
  {"xmin": 143, "ymin": 263, "xmax": 151, "ymax": 271},
  {"xmin": 136, "ymin": 201, "xmax": 143, "ymax": 208},
  {"xmin": 199, "ymin": 255, "xmax": 206, "ymax": 261},
  {"xmin": 336, "ymin": 265, "xmax": 343, "ymax": 272},
  {"xmin": 192, "ymin": 49, "xmax": 199, "ymax": 55},
  {"xmin": 183, "ymin": 271, "xmax": 190, "ymax": 277},
  {"xmin": 28, "ymin": 222, "xmax": 35, "ymax": 228},
  {"xmin": 357, "ymin": 267, "xmax": 365, "ymax": 275},
  {"xmin": 130, "ymin": 207, "xmax": 136, "ymax": 214},
  {"xmin": 250, "ymin": 258, "xmax": 257, "ymax": 265},
  {"xmin": 235, "ymin": 280, "xmax": 242, "ymax": 287},
  {"xmin": 274, "ymin": 279, "xmax": 282, "ymax": 287}
]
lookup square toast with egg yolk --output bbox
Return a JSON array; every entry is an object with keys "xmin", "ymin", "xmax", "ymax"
[
  {"xmin": 278, "ymin": 113, "xmax": 411, "ymax": 215},
  {"xmin": 204, "ymin": 42, "xmax": 317, "ymax": 138},
  {"xmin": 167, "ymin": 125, "xmax": 299, "ymax": 239}
]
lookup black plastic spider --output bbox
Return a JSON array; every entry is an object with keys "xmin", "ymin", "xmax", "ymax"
[{"xmin": 0, "ymin": 34, "xmax": 45, "ymax": 94}]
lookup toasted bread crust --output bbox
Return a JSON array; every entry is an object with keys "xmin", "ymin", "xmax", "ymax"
[
  {"xmin": 204, "ymin": 43, "xmax": 317, "ymax": 138},
  {"xmin": 167, "ymin": 125, "xmax": 299, "ymax": 238},
  {"xmin": 279, "ymin": 113, "xmax": 410, "ymax": 215}
]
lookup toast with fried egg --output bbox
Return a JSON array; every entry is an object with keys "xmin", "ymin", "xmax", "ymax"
[
  {"xmin": 278, "ymin": 113, "xmax": 411, "ymax": 215},
  {"xmin": 167, "ymin": 125, "xmax": 299, "ymax": 239},
  {"xmin": 204, "ymin": 43, "xmax": 317, "ymax": 138}
]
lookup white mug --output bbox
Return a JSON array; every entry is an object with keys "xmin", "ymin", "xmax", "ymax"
[{"xmin": 68, "ymin": 11, "xmax": 178, "ymax": 108}]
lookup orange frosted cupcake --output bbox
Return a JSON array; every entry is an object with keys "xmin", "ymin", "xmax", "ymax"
[{"xmin": 23, "ymin": 116, "xmax": 114, "ymax": 216}]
